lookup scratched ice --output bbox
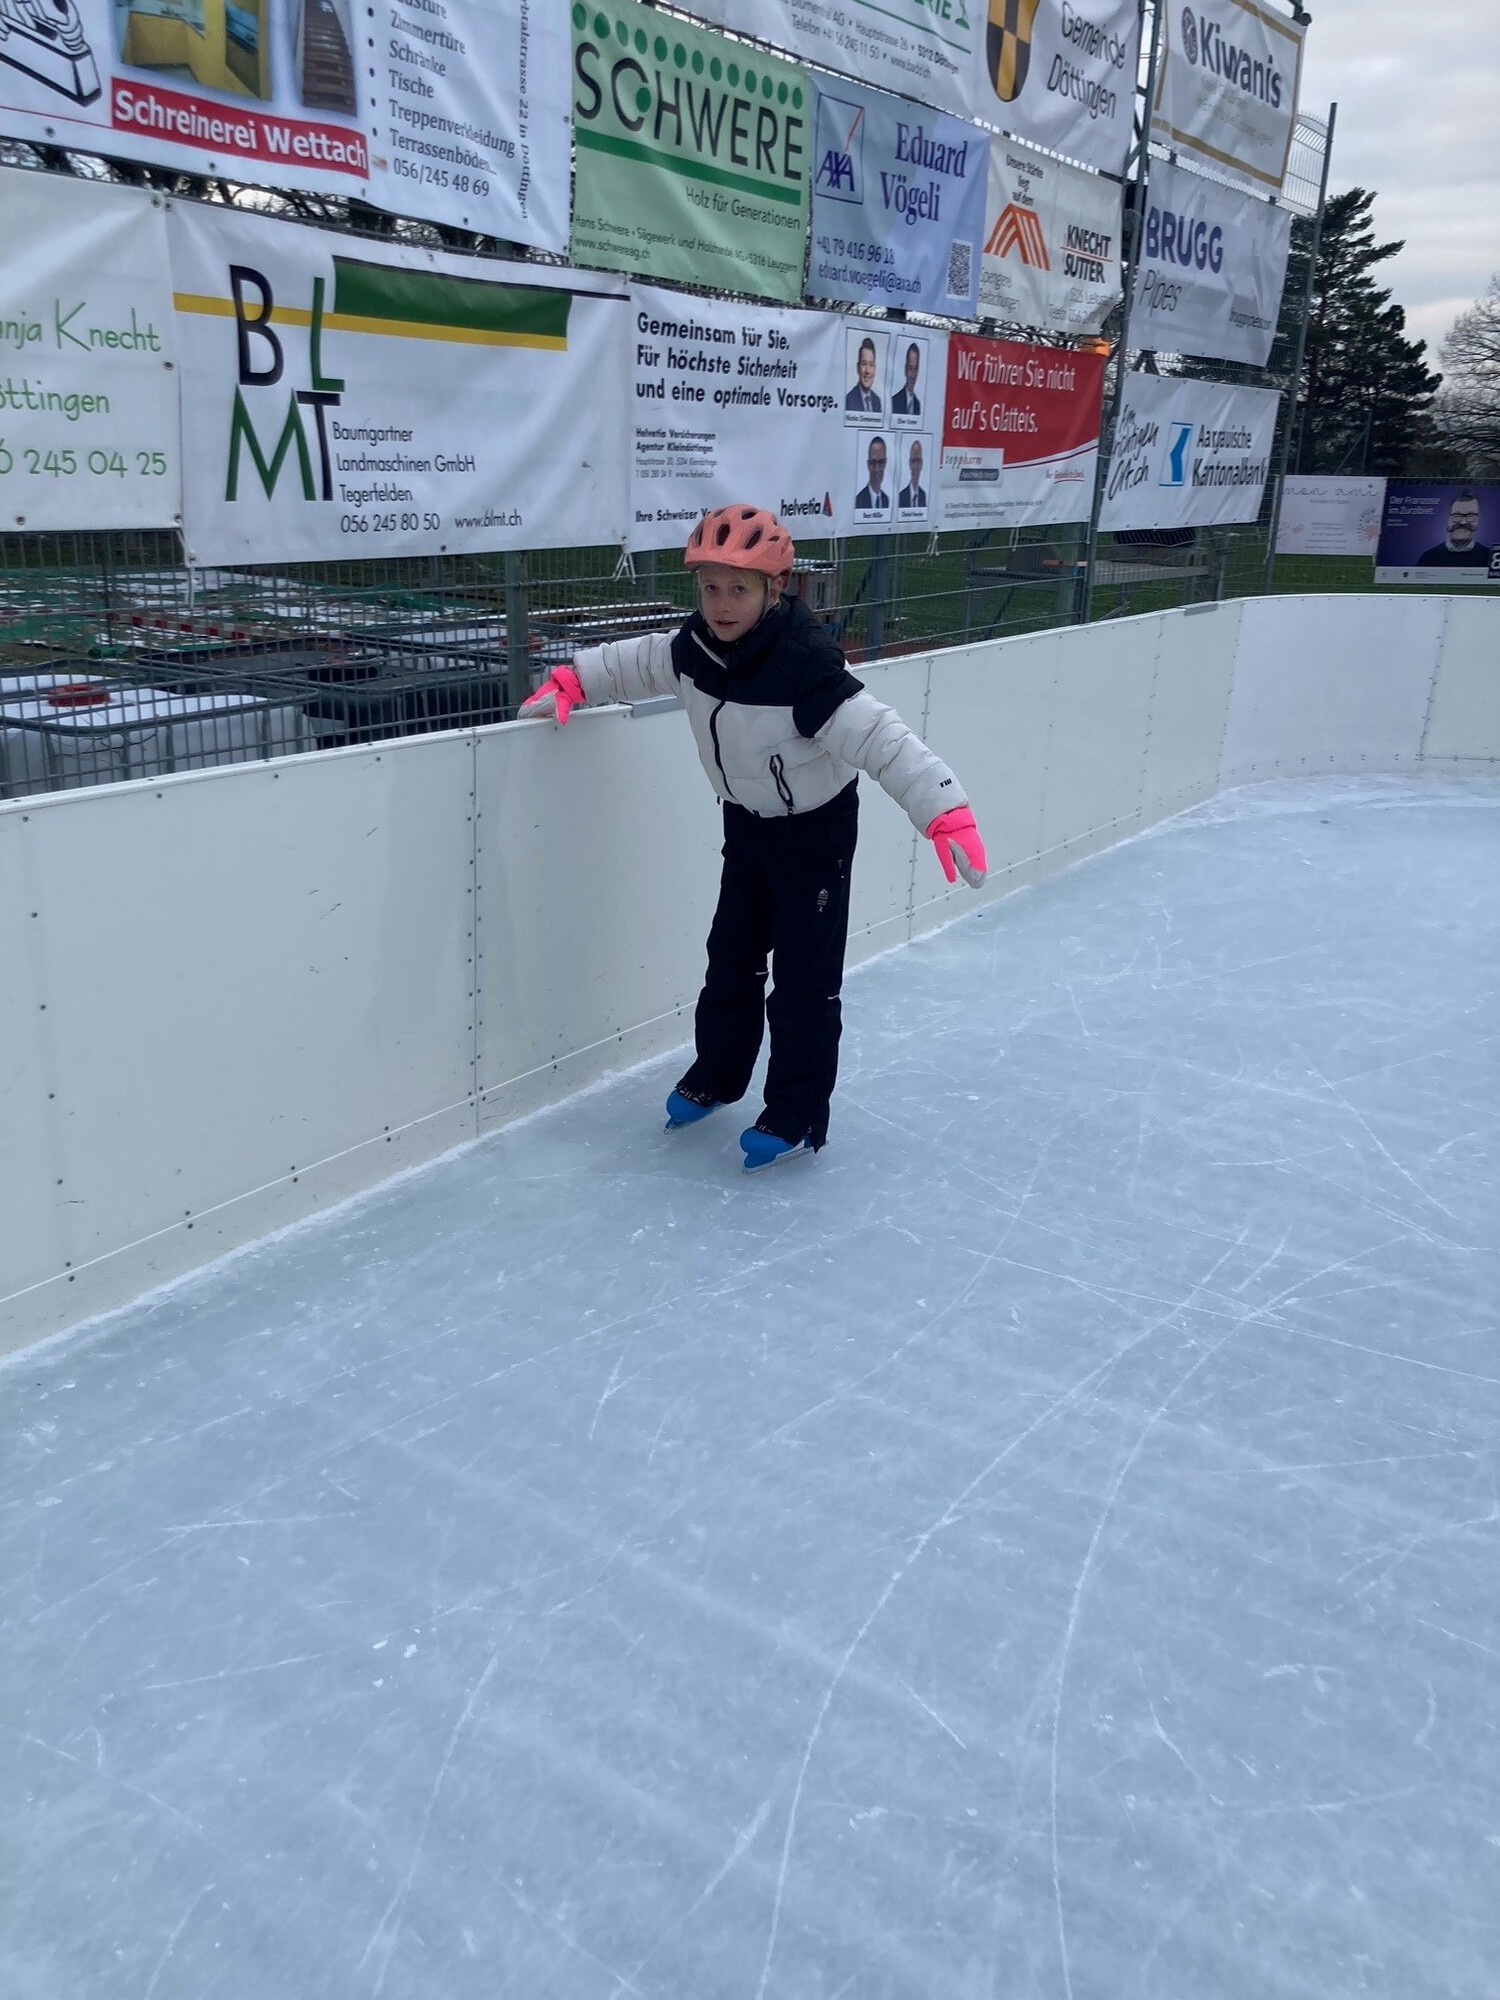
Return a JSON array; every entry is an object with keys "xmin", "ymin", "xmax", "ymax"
[{"xmin": 3, "ymin": 776, "xmax": 1499, "ymax": 1999}]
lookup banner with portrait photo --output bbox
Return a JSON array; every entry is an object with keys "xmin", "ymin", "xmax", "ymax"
[
  {"xmin": 0, "ymin": 0, "xmax": 568, "ymax": 249},
  {"xmin": 1374, "ymin": 483, "xmax": 1500, "ymax": 586},
  {"xmin": 1099, "ymin": 372, "xmax": 1279, "ymax": 530},
  {"xmin": 1128, "ymin": 157, "xmax": 1291, "ymax": 366},
  {"xmin": 168, "ymin": 202, "xmax": 630, "ymax": 565},
  {"xmin": 938, "ymin": 334, "xmax": 1104, "ymax": 530},
  {"xmin": 842, "ymin": 320, "xmax": 947, "ymax": 533},
  {"xmin": 1152, "ymin": 0, "xmax": 1305, "ymax": 192},
  {"xmin": 1274, "ymin": 476, "xmax": 1385, "ymax": 558},
  {"xmin": 979, "ymin": 136, "xmax": 1121, "ymax": 336},
  {"xmin": 630, "ymin": 289, "xmax": 945, "ymax": 548},
  {"xmin": 809, "ymin": 77, "xmax": 985, "ymax": 318},
  {"xmin": 571, "ymin": 3, "xmax": 810, "ymax": 304},
  {"xmin": 0, "ymin": 168, "xmax": 181, "ymax": 531}
]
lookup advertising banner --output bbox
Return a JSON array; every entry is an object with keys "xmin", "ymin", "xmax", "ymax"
[
  {"xmin": 1374, "ymin": 483, "xmax": 1500, "ymax": 586},
  {"xmin": 680, "ymin": 0, "xmax": 1140, "ymax": 175},
  {"xmin": 1152, "ymin": 0, "xmax": 1305, "ymax": 192},
  {"xmin": 841, "ymin": 320, "xmax": 947, "ymax": 535},
  {"xmin": 0, "ymin": 169, "xmax": 181, "ymax": 531},
  {"xmin": 1099, "ymin": 372, "xmax": 1280, "ymax": 530},
  {"xmin": 672, "ymin": 0, "xmax": 980, "ymax": 122},
  {"xmin": 938, "ymin": 334, "xmax": 1104, "ymax": 530},
  {"xmin": 0, "ymin": 1, "xmax": 568, "ymax": 250},
  {"xmin": 808, "ymin": 78, "xmax": 985, "ymax": 318},
  {"xmin": 979, "ymin": 136, "xmax": 1122, "ymax": 336},
  {"xmin": 168, "ymin": 203, "xmax": 630, "ymax": 566},
  {"xmin": 571, "ymin": 3, "xmax": 810, "ymax": 305},
  {"xmin": 630, "ymin": 286, "xmax": 944, "ymax": 548},
  {"xmin": 1128, "ymin": 157, "xmax": 1291, "ymax": 365},
  {"xmin": 972, "ymin": 0, "xmax": 1140, "ymax": 176},
  {"xmin": 1274, "ymin": 475, "xmax": 1385, "ymax": 558}
]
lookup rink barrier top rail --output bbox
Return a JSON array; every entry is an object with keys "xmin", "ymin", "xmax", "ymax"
[{"xmin": 0, "ymin": 522, "xmax": 1392, "ymax": 804}]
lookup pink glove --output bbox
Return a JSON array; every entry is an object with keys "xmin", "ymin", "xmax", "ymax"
[
  {"xmin": 519, "ymin": 662, "xmax": 584, "ymax": 725},
  {"xmin": 926, "ymin": 805, "xmax": 987, "ymax": 888}
]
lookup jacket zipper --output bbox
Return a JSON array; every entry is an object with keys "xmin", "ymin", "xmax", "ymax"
[
  {"xmin": 693, "ymin": 629, "xmax": 742, "ymax": 804},
  {"xmin": 708, "ymin": 698, "xmax": 738, "ymax": 802},
  {"xmin": 769, "ymin": 752, "xmax": 794, "ymax": 814}
]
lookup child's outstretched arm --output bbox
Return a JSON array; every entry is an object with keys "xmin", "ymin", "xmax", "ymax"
[
  {"xmin": 814, "ymin": 689, "xmax": 988, "ymax": 888},
  {"xmin": 519, "ymin": 631, "xmax": 678, "ymax": 724}
]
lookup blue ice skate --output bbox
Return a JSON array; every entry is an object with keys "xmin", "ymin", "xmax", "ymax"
[
  {"xmin": 740, "ymin": 1116, "xmax": 816, "ymax": 1173},
  {"xmin": 664, "ymin": 1084, "xmax": 723, "ymax": 1132}
]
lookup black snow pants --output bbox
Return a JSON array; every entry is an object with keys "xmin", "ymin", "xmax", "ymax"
[{"xmin": 679, "ymin": 780, "xmax": 859, "ymax": 1148}]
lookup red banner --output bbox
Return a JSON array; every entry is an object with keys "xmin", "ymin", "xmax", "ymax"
[
  {"xmin": 939, "ymin": 335, "xmax": 1104, "ymax": 528},
  {"xmin": 112, "ymin": 80, "xmax": 368, "ymax": 179}
]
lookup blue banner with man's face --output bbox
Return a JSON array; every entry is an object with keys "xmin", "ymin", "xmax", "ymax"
[
  {"xmin": 808, "ymin": 78, "xmax": 986, "ymax": 319},
  {"xmin": 1375, "ymin": 483, "xmax": 1500, "ymax": 586}
]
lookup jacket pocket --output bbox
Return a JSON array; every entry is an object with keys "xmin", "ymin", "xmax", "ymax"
[{"xmin": 768, "ymin": 752, "xmax": 795, "ymax": 814}]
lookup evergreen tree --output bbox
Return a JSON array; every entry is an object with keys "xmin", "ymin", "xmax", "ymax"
[{"xmin": 1291, "ymin": 188, "xmax": 1440, "ymax": 475}]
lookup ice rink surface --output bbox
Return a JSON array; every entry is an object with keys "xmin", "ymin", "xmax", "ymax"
[{"xmin": 4, "ymin": 775, "xmax": 1499, "ymax": 2000}]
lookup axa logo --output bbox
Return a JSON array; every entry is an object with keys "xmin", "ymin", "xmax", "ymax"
[
  {"xmin": 985, "ymin": 202, "xmax": 1050, "ymax": 268},
  {"xmin": 815, "ymin": 94, "xmax": 864, "ymax": 205},
  {"xmin": 1160, "ymin": 421, "xmax": 1194, "ymax": 486},
  {"xmin": 986, "ymin": 0, "xmax": 1043, "ymax": 104}
]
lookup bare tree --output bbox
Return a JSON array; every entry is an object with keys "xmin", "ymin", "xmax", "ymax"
[{"xmin": 1431, "ymin": 275, "xmax": 1500, "ymax": 479}]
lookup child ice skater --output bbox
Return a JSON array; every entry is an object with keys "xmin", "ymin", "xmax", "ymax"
[{"xmin": 520, "ymin": 504, "xmax": 987, "ymax": 1171}]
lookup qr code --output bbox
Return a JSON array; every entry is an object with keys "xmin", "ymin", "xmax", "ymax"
[{"xmin": 946, "ymin": 239, "xmax": 974, "ymax": 300}]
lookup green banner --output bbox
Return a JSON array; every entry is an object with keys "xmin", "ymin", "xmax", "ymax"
[{"xmin": 570, "ymin": 2, "xmax": 811, "ymax": 303}]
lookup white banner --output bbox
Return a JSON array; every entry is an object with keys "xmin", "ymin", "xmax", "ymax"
[
  {"xmin": 678, "ymin": 0, "xmax": 1140, "ymax": 174},
  {"xmin": 809, "ymin": 78, "xmax": 986, "ymax": 317},
  {"xmin": 0, "ymin": 1, "xmax": 568, "ymax": 249},
  {"xmin": 631, "ymin": 288, "xmax": 946, "ymax": 548},
  {"xmin": 841, "ymin": 320, "xmax": 947, "ymax": 535},
  {"xmin": 976, "ymin": 0, "xmax": 1140, "ymax": 175},
  {"xmin": 980, "ymin": 137, "xmax": 1122, "ymax": 336},
  {"xmin": 672, "ymin": 0, "xmax": 977, "ymax": 120},
  {"xmin": 168, "ymin": 203, "xmax": 629, "ymax": 565},
  {"xmin": 1129, "ymin": 157, "xmax": 1291, "ymax": 365},
  {"xmin": 1275, "ymin": 476, "xmax": 1385, "ymax": 557},
  {"xmin": 1100, "ymin": 373, "xmax": 1280, "ymax": 530},
  {"xmin": 0, "ymin": 169, "xmax": 181, "ymax": 531},
  {"xmin": 1152, "ymin": 0, "xmax": 1306, "ymax": 192}
]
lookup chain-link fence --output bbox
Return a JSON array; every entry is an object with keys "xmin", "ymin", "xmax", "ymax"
[{"xmin": 0, "ymin": 516, "xmax": 1402, "ymax": 801}]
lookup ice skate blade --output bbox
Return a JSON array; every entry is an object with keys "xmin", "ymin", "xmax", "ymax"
[{"xmin": 741, "ymin": 1139, "xmax": 815, "ymax": 1174}]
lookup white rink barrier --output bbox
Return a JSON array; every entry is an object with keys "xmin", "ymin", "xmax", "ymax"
[{"xmin": 3, "ymin": 594, "xmax": 1496, "ymax": 1351}]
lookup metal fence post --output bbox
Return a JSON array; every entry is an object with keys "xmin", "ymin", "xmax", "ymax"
[
  {"xmin": 503, "ymin": 550, "xmax": 530, "ymax": 710},
  {"xmin": 1262, "ymin": 102, "xmax": 1337, "ymax": 594},
  {"xmin": 1079, "ymin": 0, "xmax": 1162, "ymax": 625},
  {"xmin": 865, "ymin": 537, "xmax": 889, "ymax": 661}
]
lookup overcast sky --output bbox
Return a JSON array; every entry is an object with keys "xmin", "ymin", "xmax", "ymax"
[{"xmin": 1297, "ymin": 0, "xmax": 1500, "ymax": 364}]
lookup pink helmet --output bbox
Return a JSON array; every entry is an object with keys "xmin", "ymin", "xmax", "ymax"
[{"xmin": 684, "ymin": 504, "xmax": 795, "ymax": 579}]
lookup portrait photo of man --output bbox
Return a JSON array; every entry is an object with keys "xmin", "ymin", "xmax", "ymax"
[
  {"xmin": 891, "ymin": 341, "xmax": 923, "ymax": 418},
  {"xmin": 898, "ymin": 438, "xmax": 928, "ymax": 512},
  {"xmin": 855, "ymin": 435, "xmax": 891, "ymax": 512},
  {"xmin": 1417, "ymin": 491, "xmax": 1495, "ymax": 568},
  {"xmin": 845, "ymin": 334, "xmax": 883, "ymax": 415}
]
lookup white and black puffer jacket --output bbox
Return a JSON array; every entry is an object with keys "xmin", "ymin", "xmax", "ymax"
[{"xmin": 572, "ymin": 597, "xmax": 966, "ymax": 832}]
